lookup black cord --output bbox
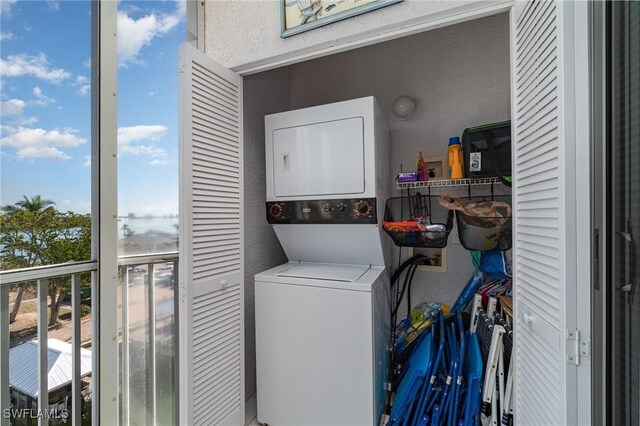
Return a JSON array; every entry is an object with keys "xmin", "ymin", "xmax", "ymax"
[
  {"xmin": 392, "ymin": 259, "xmax": 425, "ymax": 325},
  {"xmin": 392, "ymin": 263, "xmax": 414, "ymax": 320},
  {"xmin": 390, "ymin": 254, "xmax": 425, "ymax": 286},
  {"xmin": 406, "ymin": 260, "xmax": 420, "ymax": 314}
]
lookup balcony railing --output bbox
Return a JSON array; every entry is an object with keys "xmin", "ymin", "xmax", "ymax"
[
  {"xmin": 1, "ymin": 260, "xmax": 98, "ymax": 426},
  {"xmin": 0, "ymin": 252, "xmax": 178, "ymax": 426},
  {"xmin": 117, "ymin": 252, "xmax": 178, "ymax": 426}
]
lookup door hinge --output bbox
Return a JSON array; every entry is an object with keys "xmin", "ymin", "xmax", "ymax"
[{"xmin": 567, "ymin": 330, "xmax": 590, "ymax": 365}]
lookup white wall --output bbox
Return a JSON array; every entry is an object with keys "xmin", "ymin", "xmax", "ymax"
[
  {"xmin": 287, "ymin": 12, "xmax": 511, "ymax": 311},
  {"xmin": 204, "ymin": 0, "xmax": 511, "ymax": 72},
  {"xmin": 243, "ymin": 67, "xmax": 290, "ymax": 398}
]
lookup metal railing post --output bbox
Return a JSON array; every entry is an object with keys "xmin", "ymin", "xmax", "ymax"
[
  {"xmin": 173, "ymin": 260, "xmax": 180, "ymax": 426},
  {"xmin": 122, "ymin": 268, "xmax": 130, "ymax": 426},
  {"xmin": 148, "ymin": 263, "xmax": 157, "ymax": 426},
  {"xmin": 71, "ymin": 274, "xmax": 82, "ymax": 426},
  {"xmin": 0, "ymin": 285, "xmax": 9, "ymax": 426},
  {"xmin": 37, "ymin": 279, "xmax": 49, "ymax": 426},
  {"xmin": 90, "ymin": 270, "xmax": 98, "ymax": 425}
]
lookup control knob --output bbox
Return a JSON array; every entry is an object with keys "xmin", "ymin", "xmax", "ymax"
[
  {"xmin": 269, "ymin": 203, "xmax": 283, "ymax": 218},
  {"xmin": 354, "ymin": 200, "xmax": 371, "ymax": 217}
]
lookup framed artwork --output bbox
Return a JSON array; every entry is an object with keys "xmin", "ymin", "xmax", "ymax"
[
  {"xmin": 425, "ymin": 156, "xmax": 448, "ymax": 180},
  {"xmin": 408, "ymin": 246, "xmax": 447, "ymax": 273},
  {"xmin": 281, "ymin": 0, "xmax": 403, "ymax": 38}
]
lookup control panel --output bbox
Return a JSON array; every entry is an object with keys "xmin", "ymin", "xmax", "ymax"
[{"xmin": 266, "ymin": 198, "xmax": 377, "ymax": 224}]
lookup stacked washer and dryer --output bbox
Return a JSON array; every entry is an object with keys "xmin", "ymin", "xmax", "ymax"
[{"xmin": 255, "ymin": 97, "xmax": 392, "ymax": 425}]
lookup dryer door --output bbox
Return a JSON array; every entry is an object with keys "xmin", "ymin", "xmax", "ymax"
[{"xmin": 272, "ymin": 117, "xmax": 365, "ymax": 198}]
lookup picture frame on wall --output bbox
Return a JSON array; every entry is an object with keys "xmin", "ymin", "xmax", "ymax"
[{"xmin": 281, "ymin": 0, "xmax": 403, "ymax": 38}]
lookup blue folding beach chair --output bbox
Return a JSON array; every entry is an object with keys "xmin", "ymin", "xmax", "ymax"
[
  {"xmin": 387, "ymin": 332, "xmax": 434, "ymax": 426},
  {"xmin": 411, "ymin": 313, "xmax": 446, "ymax": 426},
  {"xmin": 460, "ymin": 332, "xmax": 483, "ymax": 426}
]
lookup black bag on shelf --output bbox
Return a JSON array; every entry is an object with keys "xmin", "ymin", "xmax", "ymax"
[{"xmin": 461, "ymin": 121, "xmax": 511, "ymax": 185}]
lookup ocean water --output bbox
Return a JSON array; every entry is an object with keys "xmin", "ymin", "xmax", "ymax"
[{"xmin": 118, "ymin": 216, "xmax": 179, "ymax": 237}]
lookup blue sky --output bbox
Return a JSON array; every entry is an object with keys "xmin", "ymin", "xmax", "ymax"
[{"xmin": 1, "ymin": 0, "xmax": 184, "ymax": 217}]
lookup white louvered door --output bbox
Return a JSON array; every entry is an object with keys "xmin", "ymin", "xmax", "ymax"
[
  {"xmin": 511, "ymin": 0, "xmax": 588, "ymax": 424},
  {"xmin": 178, "ymin": 43, "xmax": 244, "ymax": 426}
]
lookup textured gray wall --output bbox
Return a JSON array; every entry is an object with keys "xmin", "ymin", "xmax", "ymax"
[
  {"xmin": 287, "ymin": 13, "xmax": 511, "ymax": 314},
  {"xmin": 243, "ymin": 67, "xmax": 290, "ymax": 398},
  {"xmin": 204, "ymin": 0, "xmax": 510, "ymax": 71}
]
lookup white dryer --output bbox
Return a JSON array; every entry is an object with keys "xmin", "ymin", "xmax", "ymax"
[{"xmin": 255, "ymin": 97, "xmax": 391, "ymax": 425}]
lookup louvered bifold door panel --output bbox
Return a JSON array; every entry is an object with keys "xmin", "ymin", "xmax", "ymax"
[
  {"xmin": 511, "ymin": 1, "xmax": 569, "ymax": 424},
  {"xmin": 179, "ymin": 43, "xmax": 244, "ymax": 426}
]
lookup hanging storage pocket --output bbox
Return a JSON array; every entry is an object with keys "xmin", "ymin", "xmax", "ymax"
[
  {"xmin": 383, "ymin": 194, "xmax": 453, "ymax": 248},
  {"xmin": 439, "ymin": 195, "xmax": 512, "ymax": 251}
]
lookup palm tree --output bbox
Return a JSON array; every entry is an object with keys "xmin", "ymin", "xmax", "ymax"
[
  {"xmin": 2, "ymin": 195, "xmax": 56, "ymax": 323},
  {"xmin": 2, "ymin": 195, "xmax": 55, "ymax": 216}
]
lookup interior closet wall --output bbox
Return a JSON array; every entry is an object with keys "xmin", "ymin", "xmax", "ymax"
[
  {"xmin": 241, "ymin": 12, "xmax": 510, "ymax": 399},
  {"xmin": 287, "ymin": 13, "xmax": 511, "ymax": 311},
  {"xmin": 243, "ymin": 67, "xmax": 291, "ymax": 398}
]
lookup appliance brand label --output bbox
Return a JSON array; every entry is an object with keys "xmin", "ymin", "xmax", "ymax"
[{"xmin": 470, "ymin": 152, "xmax": 482, "ymax": 172}]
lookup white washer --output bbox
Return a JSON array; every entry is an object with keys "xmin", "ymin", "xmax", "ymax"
[{"xmin": 255, "ymin": 262, "xmax": 390, "ymax": 426}]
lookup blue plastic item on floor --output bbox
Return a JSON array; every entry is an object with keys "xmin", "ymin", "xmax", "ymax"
[
  {"xmin": 386, "ymin": 332, "xmax": 434, "ymax": 426},
  {"xmin": 452, "ymin": 251, "xmax": 511, "ymax": 312},
  {"xmin": 411, "ymin": 313, "xmax": 446, "ymax": 426},
  {"xmin": 448, "ymin": 311, "xmax": 468, "ymax": 426},
  {"xmin": 460, "ymin": 333, "xmax": 483, "ymax": 426},
  {"xmin": 389, "ymin": 310, "xmax": 485, "ymax": 426}
]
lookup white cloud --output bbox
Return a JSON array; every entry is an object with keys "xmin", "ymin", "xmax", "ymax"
[
  {"xmin": 83, "ymin": 155, "xmax": 92, "ymax": 167},
  {"xmin": 0, "ymin": 31, "xmax": 14, "ymax": 41},
  {"xmin": 59, "ymin": 199, "xmax": 91, "ymax": 214},
  {"xmin": 132, "ymin": 201, "xmax": 178, "ymax": 217},
  {"xmin": 117, "ymin": 9, "xmax": 180, "ymax": 67},
  {"xmin": 78, "ymin": 84, "xmax": 90, "ymax": 96},
  {"xmin": 176, "ymin": 0, "xmax": 186, "ymax": 19},
  {"xmin": 17, "ymin": 116, "xmax": 38, "ymax": 126},
  {"xmin": 82, "ymin": 58, "xmax": 91, "ymax": 69},
  {"xmin": 0, "ymin": 98, "xmax": 25, "ymax": 116},
  {"xmin": 0, "ymin": 0, "xmax": 17, "ymax": 16},
  {"xmin": 0, "ymin": 126, "xmax": 86, "ymax": 160},
  {"xmin": 0, "ymin": 53, "xmax": 71, "ymax": 83},
  {"xmin": 74, "ymin": 75, "xmax": 90, "ymax": 96},
  {"xmin": 150, "ymin": 159, "xmax": 168, "ymax": 166},
  {"xmin": 46, "ymin": 0, "xmax": 59, "ymax": 12},
  {"xmin": 0, "ymin": 99, "xmax": 38, "ymax": 126},
  {"xmin": 32, "ymin": 86, "xmax": 56, "ymax": 106},
  {"xmin": 118, "ymin": 124, "xmax": 167, "ymax": 145},
  {"xmin": 118, "ymin": 125, "xmax": 167, "ymax": 157}
]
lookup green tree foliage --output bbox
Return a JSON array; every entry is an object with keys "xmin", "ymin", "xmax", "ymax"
[{"xmin": 0, "ymin": 196, "xmax": 91, "ymax": 326}]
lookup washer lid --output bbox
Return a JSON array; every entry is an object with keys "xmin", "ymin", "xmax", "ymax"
[{"xmin": 274, "ymin": 263, "xmax": 370, "ymax": 282}]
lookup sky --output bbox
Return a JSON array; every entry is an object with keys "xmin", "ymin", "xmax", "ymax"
[{"xmin": 0, "ymin": 0, "xmax": 184, "ymax": 217}]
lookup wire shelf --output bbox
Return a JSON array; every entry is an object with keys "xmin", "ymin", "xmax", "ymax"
[{"xmin": 396, "ymin": 177, "xmax": 502, "ymax": 190}]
